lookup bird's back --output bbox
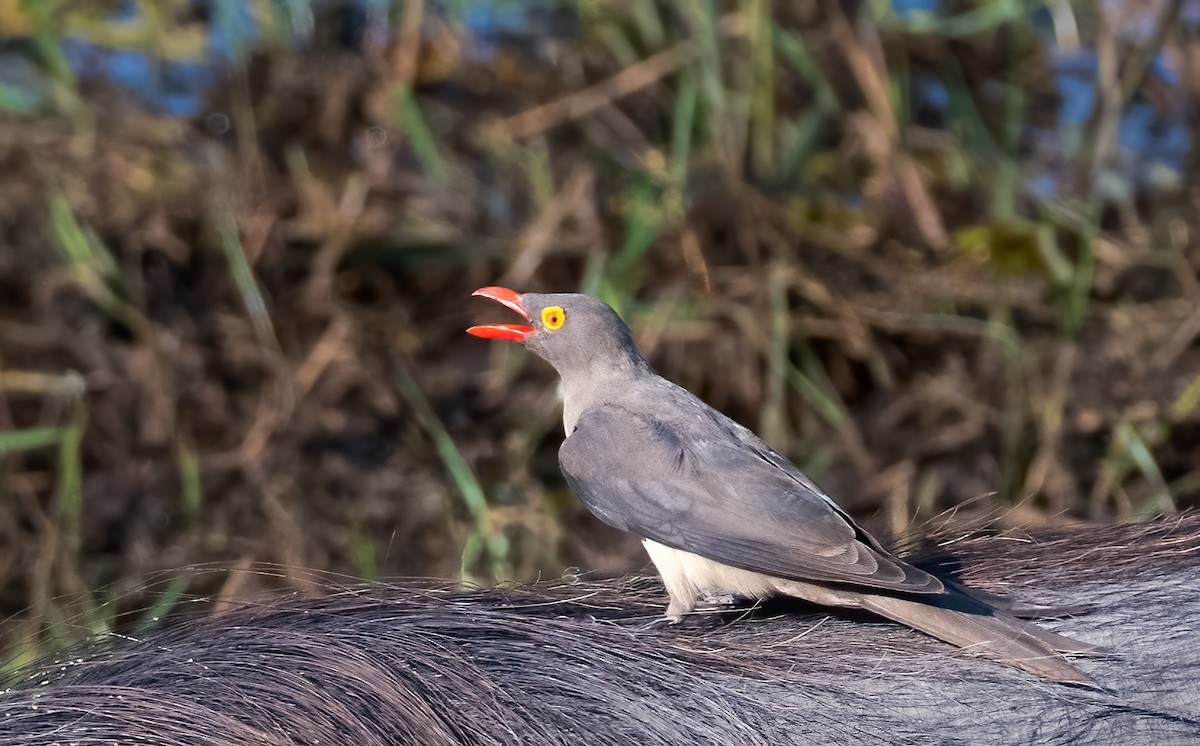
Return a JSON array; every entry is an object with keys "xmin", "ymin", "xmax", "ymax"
[{"xmin": 559, "ymin": 373, "xmax": 946, "ymax": 595}]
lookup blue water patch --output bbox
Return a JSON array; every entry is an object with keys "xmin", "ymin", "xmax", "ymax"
[
  {"xmin": 1118, "ymin": 101, "xmax": 1191, "ymax": 175},
  {"xmin": 0, "ymin": 0, "xmax": 1193, "ymax": 205},
  {"xmin": 892, "ymin": 0, "xmax": 939, "ymax": 15},
  {"xmin": 1028, "ymin": 173, "xmax": 1058, "ymax": 200},
  {"xmin": 1053, "ymin": 52, "xmax": 1096, "ymax": 127},
  {"xmin": 910, "ymin": 72, "xmax": 950, "ymax": 126},
  {"xmin": 465, "ymin": 1, "xmax": 530, "ymax": 33},
  {"xmin": 209, "ymin": 0, "xmax": 262, "ymax": 63},
  {"xmin": 12, "ymin": 0, "xmax": 578, "ymax": 115},
  {"xmin": 1119, "ymin": 102, "xmax": 1156, "ymax": 153},
  {"xmin": 110, "ymin": 0, "xmax": 141, "ymax": 21},
  {"xmin": 461, "ymin": 0, "xmax": 579, "ymax": 63},
  {"xmin": 62, "ymin": 39, "xmax": 217, "ymax": 117},
  {"xmin": 1150, "ymin": 53, "xmax": 1180, "ymax": 87}
]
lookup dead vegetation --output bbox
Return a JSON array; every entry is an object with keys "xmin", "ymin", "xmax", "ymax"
[{"xmin": 0, "ymin": 0, "xmax": 1197, "ymax": 660}]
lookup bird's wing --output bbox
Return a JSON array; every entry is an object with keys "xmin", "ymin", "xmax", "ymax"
[{"xmin": 558, "ymin": 402, "xmax": 943, "ymax": 595}]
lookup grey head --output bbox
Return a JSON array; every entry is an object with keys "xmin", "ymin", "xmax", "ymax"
[
  {"xmin": 523, "ymin": 293, "xmax": 651, "ymax": 379},
  {"xmin": 467, "ymin": 286, "xmax": 653, "ymax": 386}
]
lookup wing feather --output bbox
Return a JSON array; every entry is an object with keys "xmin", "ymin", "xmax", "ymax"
[{"xmin": 559, "ymin": 402, "xmax": 943, "ymax": 595}]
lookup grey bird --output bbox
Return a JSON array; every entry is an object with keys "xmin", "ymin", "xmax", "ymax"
[{"xmin": 468, "ymin": 287, "xmax": 1101, "ymax": 686}]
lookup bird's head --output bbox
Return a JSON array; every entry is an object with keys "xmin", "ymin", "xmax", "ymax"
[{"xmin": 467, "ymin": 287, "xmax": 649, "ymax": 378}]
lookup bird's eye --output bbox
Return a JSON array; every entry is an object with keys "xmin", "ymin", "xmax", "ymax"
[{"xmin": 541, "ymin": 306, "xmax": 566, "ymax": 331}]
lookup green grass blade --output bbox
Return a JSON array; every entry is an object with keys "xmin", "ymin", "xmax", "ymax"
[
  {"xmin": 21, "ymin": 0, "xmax": 75, "ymax": 86},
  {"xmin": 395, "ymin": 85, "xmax": 448, "ymax": 185},
  {"xmin": 779, "ymin": 107, "xmax": 827, "ymax": 187},
  {"xmin": 748, "ymin": 0, "xmax": 775, "ymax": 179},
  {"xmin": 1115, "ymin": 420, "xmax": 1175, "ymax": 515},
  {"xmin": 49, "ymin": 192, "xmax": 94, "ymax": 266},
  {"xmin": 131, "ymin": 575, "xmax": 192, "ymax": 635},
  {"xmin": 761, "ymin": 270, "xmax": 789, "ymax": 449},
  {"xmin": 57, "ymin": 401, "xmax": 86, "ymax": 562},
  {"xmin": 177, "ymin": 435, "xmax": 202, "ymax": 517},
  {"xmin": 0, "ymin": 81, "xmax": 41, "ymax": 113},
  {"xmin": 1172, "ymin": 374, "xmax": 1200, "ymax": 420},
  {"xmin": 785, "ymin": 362, "xmax": 846, "ymax": 428},
  {"xmin": 774, "ymin": 27, "xmax": 837, "ymax": 114},
  {"xmin": 0, "ymin": 427, "xmax": 64, "ymax": 454},
  {"xmin": 616, "ymin": 170, "xmax": 663, "ymax": 267},
  {"xmin": 637, "ymin": 2, "xmax": 667, "ymax": 48},
  {"xmin": 218, "ymin": 215, "xmax": 277, "ymax": 346},
  {"xmin": 390, "ymin": 356, "xmax": 509, "ymax": 582},
  {"xmin": 670, "ymin": 68, "xmax": 699, "ymax": 189},
  {"xmin": 350, "ymin": 527, "xmax": 378, "ymax": 581},
  {"xmin": 1062, "ymin": 208, "xmax": 1098, "ymax": 338}
]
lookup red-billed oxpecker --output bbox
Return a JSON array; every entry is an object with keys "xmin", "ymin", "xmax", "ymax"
[{"xmin": 468, "ymin": 287, "xmax": 1100, "ymax": 685}]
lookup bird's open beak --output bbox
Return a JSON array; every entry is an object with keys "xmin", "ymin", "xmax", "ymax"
[{"xmin": 467, "ymin": 286, "xmax": 535, "ymax": 342}]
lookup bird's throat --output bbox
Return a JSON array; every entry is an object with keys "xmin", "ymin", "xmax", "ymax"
[{"xmin": 559, "ymin": 367, "xmax": 644, "ymax": 434}]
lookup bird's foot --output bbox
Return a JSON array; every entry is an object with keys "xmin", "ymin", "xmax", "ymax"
[
  {"xmin": 639, "ymin": 599, "xmax": 694, "ymax": 629},
  {"xmin": 664, "ymin": 598, "xmax": 693, "ymax": 624}
]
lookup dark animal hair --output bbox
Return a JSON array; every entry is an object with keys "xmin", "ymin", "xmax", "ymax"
[{"xmin": 3, "ymin": 516, "xmax": 1200, "ymax": 745}]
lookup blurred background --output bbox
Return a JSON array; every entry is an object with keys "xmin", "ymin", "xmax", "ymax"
[{"xmin": 0, "ymin": 0, "xmax": 1197, "ymax": 665}]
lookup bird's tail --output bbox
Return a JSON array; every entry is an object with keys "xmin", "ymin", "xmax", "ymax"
[
  {"xmin": 949, "ymin": 583, "xmax": 1097, "ymax": 620},
  {"xmin": 859, "ymin": 592, "xmax": 1103, "ymax": 687}
]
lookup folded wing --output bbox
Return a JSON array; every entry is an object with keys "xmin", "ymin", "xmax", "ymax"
[{"xmin": 558, "ymin": 402, "xmax": 943, "ymax": 595}]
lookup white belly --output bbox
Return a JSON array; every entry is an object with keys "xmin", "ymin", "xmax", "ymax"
[
  {"xmin": 642, "ymin": 539, "xmax": 778, "ymax": 600},
  {"xmin": 641, "ymin": 539, "xmax": 864, "ymax": 613}
]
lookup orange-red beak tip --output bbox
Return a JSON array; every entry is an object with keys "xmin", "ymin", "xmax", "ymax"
[
  {"xmin": 471, "ymin": 286, "xmax": 528, "ymax": 319},
  {"xmin": 467, "ymin": 324, "xmax": 535, "ymax": 342},
  {"xmin": 469, "ymin": 287, "xmax": 534, "ymax": 342}
]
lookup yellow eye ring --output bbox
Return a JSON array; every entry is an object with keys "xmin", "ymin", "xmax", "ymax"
[{"xmin": 541, "ymin": 306, "xmax": 566, "ymax": 331}]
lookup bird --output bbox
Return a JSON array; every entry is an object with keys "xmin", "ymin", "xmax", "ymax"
[{"xmin": 467, "ymin": 286, "xmax": 1101, "ymax": 686}]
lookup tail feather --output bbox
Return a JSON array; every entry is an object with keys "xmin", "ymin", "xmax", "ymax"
[
  {"xmin": 860, "ymin": 593, "xmax": 1101, "ymax": 687},
  {"xmin": 988, "ymin": 611, "xmax": 1103, "ymax": 657},
  {"xmin": 950, "ymin": 583, "xmax": 1097, "ymax": 620}
]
